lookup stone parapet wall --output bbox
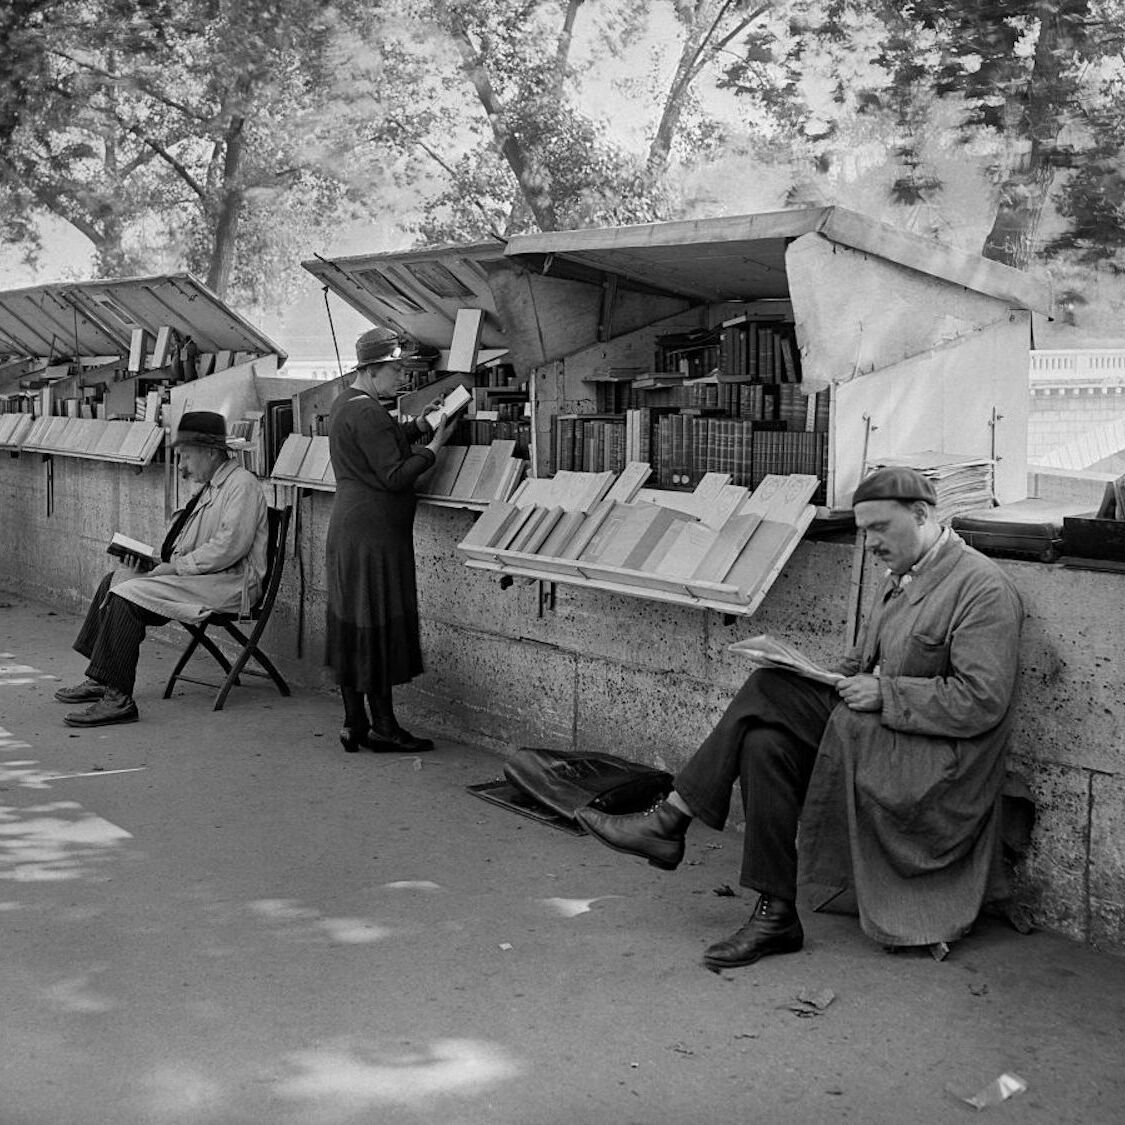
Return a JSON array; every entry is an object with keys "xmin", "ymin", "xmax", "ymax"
[{"xmin": 1, "ymin": 458, "xmax": 1123, "ymax": 954}]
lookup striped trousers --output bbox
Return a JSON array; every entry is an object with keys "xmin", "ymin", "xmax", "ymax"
[{"xmin": 73, "ymin": 573, "xmax": 168, "ymax": 696}]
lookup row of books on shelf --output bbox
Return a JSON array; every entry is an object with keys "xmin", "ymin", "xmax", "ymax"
[
  {"xmin": 656, "ymin": 417, "xmax": 828, "ymax": 500},
  {"xmin": 268, "ymin": 434, "xmax": 526, "ymax": 505},
  {"xmin": 0, "ymin": 414, "xmax": 164, "ymax": 464},
  {"xmin": 553, "ymin": 411, "xmax": 828, "ymax": 501},
  {"xmin": 449, "ymin": 417, "xmax": 531, "ymax": 457},
  {"xmin": 596, "ymin": 380, "xmax": 828, "ymax": 427},
  {"xmin": 653, "ymin": 321, "xmax": 801, "ymax": 383},
  {"xmin": 457, "ymin": 465, "xmax": 820, "ymax": 610}
]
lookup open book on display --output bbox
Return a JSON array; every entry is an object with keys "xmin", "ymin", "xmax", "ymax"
[
  {"xmin": 107, "ymin": 532, "xmax": 158, "ymax": 572},
  {"xmin": 424, "ymin": 383, "xmax": 472, "ymax": 431},
  {"xmin": 728, "ymin": 634, "xmax": 844, "ymax": 686}
]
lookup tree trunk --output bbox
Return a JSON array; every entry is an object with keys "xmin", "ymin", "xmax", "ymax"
[
  {"xmin": 982, "ymin": 0, "xmax": 1089, "ymax": 269},
  {"xmin": 438, "ymin": 0, "xmax": 558, "ymax": 231},
  {"xmin": 647, "ymin": 1, "xmax": 769, "ymax": 178},
  {"xmin": 206, "ymin": 115, "xmax": 246, "ymax": 297}
]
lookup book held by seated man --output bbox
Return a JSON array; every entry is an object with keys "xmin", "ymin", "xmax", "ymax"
[
  {"xmin": 728, "ymin": 634, "xmax": 844, "ymax": 686},
  {"xmin": 107, "ymin": 532, "xmax": 159, "ymax": 572}
]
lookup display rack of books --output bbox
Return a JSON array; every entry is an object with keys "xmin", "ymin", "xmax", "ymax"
[
  {"xmin": 568, "ymin": 312, "xmax": 829, "ymax": 503},
  {"xmin": 2, "ymin": 415, "xmax": 165, "ymax": 465},
  {"xmin": 457, "ymin": 463, "xmax": 820, "ymax": 617},
  {"xmin": 268, "ymin": 434, "xmax": 527, "ymax": 509}
]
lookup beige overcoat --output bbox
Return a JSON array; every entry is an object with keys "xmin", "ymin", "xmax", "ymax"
[
  {"xmin": 799, "ymin": 532, "xmax": 1024, "ymax": 946},
  {"xmin": 113, "ymin": 460, "xmax": 268, "ymax": 624}
]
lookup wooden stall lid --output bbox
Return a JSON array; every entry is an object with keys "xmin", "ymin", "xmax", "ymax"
[
  {"xmin": 504, "ymin": 207, "xmax": 1052, "ymax": 313},
  {"xmin": 0, "ymin": 273, "xmax": 286, "ymax": 365}
]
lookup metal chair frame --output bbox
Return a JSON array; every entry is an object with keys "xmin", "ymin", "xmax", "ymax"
[{"xmin": 163, "ymin": 504, "xmax": 293, "ymax": 711}]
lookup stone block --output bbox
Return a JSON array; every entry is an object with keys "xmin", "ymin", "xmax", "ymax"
[
  {"xmin": 1089, "ymin": 773, "xmax": 1125, "ymax": 949},
  {"xmin": 1008, "ymin": 755, "xmax": 1090, "ymax": 943},
  {"xmin": 532, "ymin": 584, "xmax": 709, "ymax": 676},
  {"xmin": 573, "ymin": 659, "xmax": 729, "ymax": 773},
  {"xmin": 403, "ymin": 620, "xmax": 576, "ymax": 753},
  {"xmin": 1006, "ymin": 561, "xmax": 1125, "ymax": 775}
]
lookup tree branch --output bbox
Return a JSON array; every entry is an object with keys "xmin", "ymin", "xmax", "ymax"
[
  {"xmin": 435, "ymin": 0, "xmax": 557, "ymax": 230},
  {"xmin": 49, "ymin": 49, "xmax": 212, "ymax": 123},
  {"xmin": 118, "ymin": 120, "xmax": 206, "ymax": 198},
  {"xmin": 387, "ymin": 118, "xmax": 506, "ymax": 239},
  {"xmin": 648, "ymin": 2, "xmax": 771, "ymax": 171}
]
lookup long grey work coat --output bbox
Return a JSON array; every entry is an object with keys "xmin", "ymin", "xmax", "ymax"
[
  {"xmin": 112, "ymin": 460, "xmax": 268, "ymax": 624},
  {"xmin": 798, "ymin": 532, "xmax": 1024, "ymax": 946}
]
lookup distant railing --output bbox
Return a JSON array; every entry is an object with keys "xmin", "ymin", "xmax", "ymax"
[{"xmin": 1030, "ymin": 349, "xmax": 1125, "ymax": 384}]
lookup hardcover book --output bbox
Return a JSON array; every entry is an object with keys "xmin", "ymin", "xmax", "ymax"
[{"xmin": 107, "ymin": 532, "xmax": 158, "ymax": 571}]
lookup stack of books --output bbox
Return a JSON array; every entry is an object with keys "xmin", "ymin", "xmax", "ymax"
[{"xmin": 869, "ymin": 452, "xmax": 995, "ymax": 522}]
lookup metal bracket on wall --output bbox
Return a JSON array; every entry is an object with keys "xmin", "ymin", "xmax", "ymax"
[
  {"xmin": 43, "ymin": 453, "xmax": 54, "ymax": 517},
  {"xmin": 537, "ymin": 579, "xmax": 556, "ymax": 617}
]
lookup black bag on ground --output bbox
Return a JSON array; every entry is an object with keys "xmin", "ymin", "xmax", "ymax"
[{"xmin": 503, "ymin": 747, "xmax": 674, "ymax": 824}]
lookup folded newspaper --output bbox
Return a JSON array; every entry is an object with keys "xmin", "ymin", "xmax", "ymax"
[{"xmin": 728, "ymin": 634, "xmax": 844, "ymax": 686}]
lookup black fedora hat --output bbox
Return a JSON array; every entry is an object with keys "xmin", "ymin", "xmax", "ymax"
[{"xmin": 171, "ymin": 410, "xmax": 229, "ymax": 449}]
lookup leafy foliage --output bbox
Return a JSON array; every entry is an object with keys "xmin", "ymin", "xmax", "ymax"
[{"xmin": 0, "ymin": 0, "xmax": 378, "ymax": 304}]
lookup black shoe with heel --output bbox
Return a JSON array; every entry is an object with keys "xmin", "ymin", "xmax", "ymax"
[
  {"xmin": 339, "ymin": 726, "xmax": 367, "ymax": 753},
  {"xmin": 366, "ymin": 723, "xmax": 435, "ymax": 753}
]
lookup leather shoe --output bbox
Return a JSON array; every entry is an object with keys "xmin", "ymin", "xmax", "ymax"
[
  {"xmin": 64, "ymin": 690, "xmax": 139, "ymax": 727},
  {"xmin": 339, "ymin": 726, "xmax": 366, "ymax": 753},
  {"xmin": 55, "ymin": 679, "xmax": 106, "ymax": 704},
  {"xmin": 702, "ymin": 894, "xmax": 804, "ymax": 971},
  {"xmin": 365, "ymin": 723, "xmax": 435, "ymax": 754},
  {"xmin": 575, "ymin": 799, "xmax": 689, "ymax": 870}
]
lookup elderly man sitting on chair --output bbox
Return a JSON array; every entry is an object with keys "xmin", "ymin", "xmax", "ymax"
[{"xmin": 57, "ymin": 411, "xmax": 268, "ymax": 727}]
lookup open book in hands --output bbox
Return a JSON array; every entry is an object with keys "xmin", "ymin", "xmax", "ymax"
[
  {"xmin": 107, "ymin": 532, "xmax": 158, "ymax": 572},
  {"xmin": 728, "ymin": 634, "xmax": 844, "ymax": 686},
  {"xmin": 424, "ymin": 383, "xmax": 472, "ymax": 431}
]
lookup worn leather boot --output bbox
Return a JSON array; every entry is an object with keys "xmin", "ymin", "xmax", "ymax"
[
  {"xmin": 55, "ymin": 679, "xmax": 106, "ymax": 704},
  {"xmin": 63, "ymin": 688, "xmax": 139, "ymax": 727},
  {"xmin": 575, "ymin": 799, "xmax": 690, "ymax": 870},
  {"xmin": 703, "ymin": 893, "xmax": 804, "ymax": 971}
]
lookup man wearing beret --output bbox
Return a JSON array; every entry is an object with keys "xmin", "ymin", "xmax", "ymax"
[
  {"xmin": 55, "ymin": 410, "xmax": 268, "ymax": 727},
  {"xmin": 578, "ymin": 466, "xmax": 1023, "ymax": 969}
]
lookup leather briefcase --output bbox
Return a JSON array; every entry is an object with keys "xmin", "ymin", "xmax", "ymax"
[{"xmin": 503, "ymin": 747, "xmax": 674, "ymax": 824}]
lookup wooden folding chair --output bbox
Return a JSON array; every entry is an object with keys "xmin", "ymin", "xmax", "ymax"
[{"xmin": 163, "ymin": 504, "xmax": 293, "ymax": 711}]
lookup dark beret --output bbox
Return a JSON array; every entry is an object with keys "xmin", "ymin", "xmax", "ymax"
[{"xmin": 853, "ymin": 466, "xmax": 937, "ymax": 506}]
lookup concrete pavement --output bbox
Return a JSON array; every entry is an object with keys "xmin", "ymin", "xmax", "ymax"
[{"xmin": 1, "ymin": 589, "xmax": 1123, "ymax": 1125}]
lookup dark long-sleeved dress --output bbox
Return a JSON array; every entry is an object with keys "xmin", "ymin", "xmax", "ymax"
[{"xmin": 325, "ymin": 389, "xmax": 436, "ymax": 693}]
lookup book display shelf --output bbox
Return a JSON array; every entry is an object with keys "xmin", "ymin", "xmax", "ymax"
[
  {"xmin": 458, "ymin": 464, "xmax": 819, "ymax": 617},
  {"xmin": 15, "ymin": 416, "xmax": 164, "ymax": 466},
  {"xmin": 0, "ymin": 273, "xmax": 287, "ymax": 472},
  {"xmin": 269, "ymin": 432, "xmax": 526, "ymax": 509}
]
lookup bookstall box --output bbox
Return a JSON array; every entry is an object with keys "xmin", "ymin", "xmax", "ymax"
[
  {"xmin": 0, "ymin": 273, "xmax": 294, "ymax": 479},
  {"xmin": 304, "ymin": 206, "xmax": 1050, "ymax": 617}
]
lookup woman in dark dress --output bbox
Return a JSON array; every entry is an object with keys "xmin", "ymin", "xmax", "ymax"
[{"xmin": 325, "ymin": 327, "xmax": 450, "ymax": 753}]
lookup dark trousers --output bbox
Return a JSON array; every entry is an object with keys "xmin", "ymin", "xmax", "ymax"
[
  {"xmin": 675, "ymin": 669, "xmax": 839, "ymax": 900},
  {"xmin": 73, "ymin": 573, "xmax": 167, "ymax": 695}
]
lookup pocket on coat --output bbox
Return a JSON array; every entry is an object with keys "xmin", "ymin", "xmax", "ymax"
[{"xmin": 903, "ymin": 632, "xmax": 949, "ymax": 677}]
